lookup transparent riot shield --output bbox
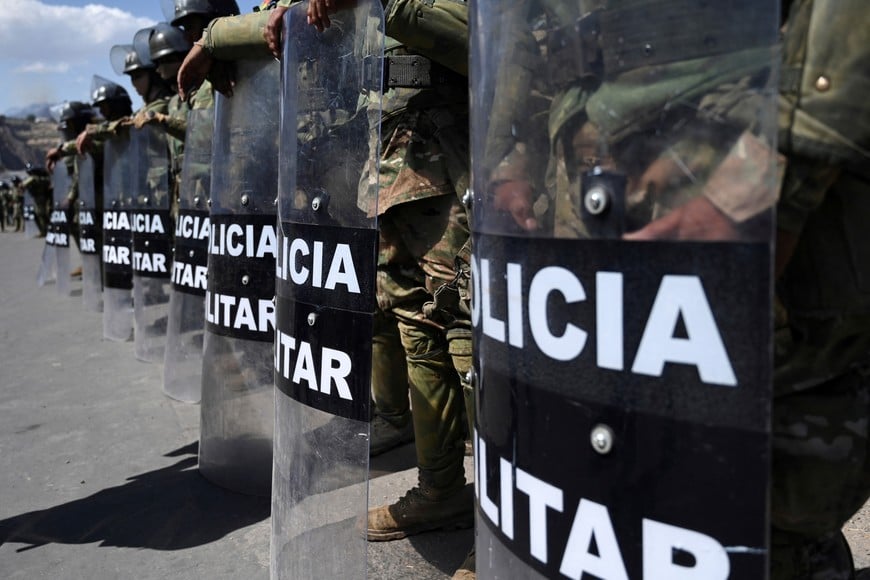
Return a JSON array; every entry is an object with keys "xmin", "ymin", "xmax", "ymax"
[
  {"xmin": 130, "ymin": 124, "xmax": 173, "ymax": 363},
  {"xmin": 23, "ymin": 191, "xmax": 39, "ymax": 238},
  {"xmin": 78, "ymin": 153, "xmax": 103, "ymax": 313},
  {"xmin": 164, "ymin": 107, "xmax": 214, "ymax": 403},
  {"xmin": 272, "ymin": 3, "xmax": 383, "ymax": 578},
  {"xmin": 199, "ymin": 58, "xmax": 279, "ymax": 497},
  {"xmin": 471, "ymin": 2, "xmax": 779, "ymax": 578},
  {"xmin": 102, "ymin": 132, "xmax": 135, "ymax": 342},
  {"xmin": 45, "ymin": 161, "xmax": 73, "ymax": 295}
]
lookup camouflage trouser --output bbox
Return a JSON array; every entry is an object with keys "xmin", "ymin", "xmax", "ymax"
[
  {"xmin": 377, "ymin": 192, "xmax": 471, "ymax": 493},
  {"xmin": 772, "ymin": 163, "xmax": 870, "ymax": 579},
  {"xmin": 771, "ymin": 366, "xmax": 870, "ymax": 579},
  {"xmin": 371, "ymin": 309, "xmax": 411, "ymax": 426}
]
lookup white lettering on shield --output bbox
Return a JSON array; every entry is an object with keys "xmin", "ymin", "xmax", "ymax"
[
  {"xmin": 275, "ymin": 236, "xmax": 361, "ymax": 294},
  {"xmin": 474, "ymin": 430, "xmax": 731, "ymax": 579},
  {"xmin": 274, "ymin": 328, "xmax": 353, "ymax": 401},
  {"xmin": 471, "ymin": 258, "xmax": 737, "ymax": 387},
  {"xmin": 205, "ymin": 290, "xmax": 274, "ymax": 334}
]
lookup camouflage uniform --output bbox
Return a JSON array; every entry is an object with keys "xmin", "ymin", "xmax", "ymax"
[
  {"xmin": 21, "ymin": 174, "xmax": 51, "ymax": 237},
  {"xmin": 771, "ymin": 1, "xmax": 870, "ymax": 577},
  {"xmin": 202, "ymin": 0, "xmax": 473, "ymax": 511}
]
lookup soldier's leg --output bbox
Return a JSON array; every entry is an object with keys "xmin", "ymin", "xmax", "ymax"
[
  {"xmin": 770, "ymin": 367, "xmax": 870, "ymax": 580},
  {"xmin": 370, "ymin": 308, "xmax": 414, "ymax": 456},
  {"xmin": 367, "ymin": 196, "xmax": 473, "ymax": 540}
]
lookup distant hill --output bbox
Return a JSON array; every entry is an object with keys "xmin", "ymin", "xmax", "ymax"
[
  {"xmin": 3, "ymin": 102, "xmax": 54, "ymax": 120},
  {"xmin": 0, "ymin": 116, "xmax": 59, "ymax": 172}
]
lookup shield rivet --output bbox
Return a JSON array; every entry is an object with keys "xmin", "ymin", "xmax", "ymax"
[
  {"xmin": 189, "ymin": 250, "xmax": 195, "ymax": 258},
  {"xmin": 273, "ymin": 197, "xmax": 278, "ymax": 206},
  {"xmin": 207, "ymin": 198, "xmax": 212, "ymax": 207},
  {"xmin": 242, "ymin": 275, "xmax": 250, "ymax": 286},
  {"xmin": 143, "ymin": 197, "xmax": 150, "ymax": 205},
  {"xmin": 462, "ymin": 188, "xmax": 473, "ymax": 209},
  {"xmin": 241, "ymin": 194, "xmax": 250, "ymax": 206},
  {"xmin": 815, "ymin": 75, "xmax": 831, "ymax": 92},
  {"xmin": 312, "ymin": 197, "xmax": 322, "ymax": 212},
  {"xmin": 144, "ymin": 240, "xmax": 149, "ymax": 247},
  {"xmin": 584, "ymin": 186, "xmax": 609, "ymax": 216},
  {"xmin": 590, "ymin": 424, "xmax": 614, "ymax": 455},
  {"xmin": 307, "ymin": 312, "xmax": 318, "ymax": 326},
  {"xmin": 194, "ymin": 196, "xmax": 201, "ymax": 206}
]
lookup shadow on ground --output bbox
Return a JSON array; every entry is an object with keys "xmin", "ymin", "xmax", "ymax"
[{"xmin": 0, "ymin": 442, "xmax": 269, "ymax": 552}]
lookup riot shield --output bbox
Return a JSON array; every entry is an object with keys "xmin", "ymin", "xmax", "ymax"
[
  {"xmin": 78, "ymin": 153, "xmax": 103, "ymax": 313},
  {"xmin": 164, "ymin": 107, "xmax": 214, "ymax": 403},
  {"xmin": 471, "ymin": 2, "xmax": 779, "ymax": 579},
  {"xmin": 102, "ymin": 132, "xmax": 135, "ymax": 342},
  {"xmin": 199, "ymin": 57, "xmax": 279, "ymax": 497},
  {"xmin": 130, "ymin": 124, "xmax": 173, "ymax": 363},
  {"xmin": 23, "ymin": 191, "xmax": 39, "ymax": 238},
  {"xmin": 46, "ymin": 161, "xmax": 73, "ymax": 296},
  {"xmin": 272, "ymin": 3, "xmax": 383, "ymax": 578}
]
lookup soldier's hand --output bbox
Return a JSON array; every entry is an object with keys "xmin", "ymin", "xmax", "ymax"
[
  {"xmin": 75, "ymin": 131, "xmax": 93, "ymax": 156},
  {"xmin": 492, "ymin": 180, "xmax": 538, "ymax": 231},
  {"xmin": 624, "ymin": 196, "xmax": 738, "ymax": 241},
  {"xmin": 45, "ymin": 147, "xmax": 61, "ymax": 172},
  {"xmin": 131, "ymin": 110, "xmax": 155, "ymax": 129},
  {"xmin": 265, "ymin": 5, "xmax": 290, "ymax": 58},
  {"xmin": 307, "ymin": 0, "xmax": 355, "ymax": 32},
  {"xmin": 178, "ymin": 43, "xmax": 214, "ymax": 101}
]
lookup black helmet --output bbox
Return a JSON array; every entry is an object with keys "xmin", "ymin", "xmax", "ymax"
[
  {"xmin": 0, "ymin": 181, "xmax": 9, "ymax": 190},
  {"xmin": 110, "ymin": 42, "xmax": 155, "ymax": 76},
  {"xmin": 25, "ymin": 163, "xmax": 49, "ymax": 177},
  {"xmin": 142, "ymin": 22, "xmax": 191, "ymax": 62},
  {"xmin": 91, "ymin": 75, "xmax": 132, "ymax": 107},
  {"xmin": 11, "ymin": 176, "xmax": 22, "ymax": 185},
  {"xmin": 54, "ymin": 101, "xmax": 95, "ymax": 131},
  {"xmin": 162, "ymin": 0, "xmax": 240, "ymax": 26}
]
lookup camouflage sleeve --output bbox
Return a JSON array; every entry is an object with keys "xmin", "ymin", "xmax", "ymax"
[
  {"xmin": 59, "ymin": 140, "xmax": 78, "ymax": 158},
  {"xmin": 201, "ymin": 11, "xmax": 272, "ymax": 60},
  {"xmin": 190, "ymin": 79, "xmax": 215, "ymax": 111},
  {"xmin": 162, "ymin": 114, "xmax": 188, "ymax": 141},
  {"xmin": 383, "ymin": 0, "xmax": 468, "ymax": 76}
]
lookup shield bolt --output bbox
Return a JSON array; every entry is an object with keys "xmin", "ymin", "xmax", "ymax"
[
  {"xmin": 590, "ymin": 424, "xmax": 614, "ymax": 455},
  {"xmin": 311, "ymin": 197, "xmax": 322, "ymax": 212},
  {"xmin": 241, "ymin": 275, "xmax": 250, "ymax": 286},
  {"xmin": 273, "ymin": 197, "xmax": 278, "ymax": 206},
  {"xmin": 207, "ymin": 198, "xmax": 212, "ymax": 207},
  {"xmin": 307, "ymin": 312, "xmax": 318, "ymax": 326},
  {"xmin": 462, "ymin": 188, "xmax": 473, "ymax": 209},
  {"xmin": 194, "ymin": 196, "xmax": 200, "ymax": 206},
  {"xmin": 241, "ymin": 194, "xmax": 250, "ymax": 206},
  {"xmin": 144, "ymin": 240, "xmax": 149, "ymax": 247},
  {"xmin": 189, "ymin": 250, "xmax": 195, "ymax": 258},
  {"xmin": 144, "ymin": 197, "xmax": 150, "ymax": 206},
  {"xmin": 584, "ymin": 186, "xmax": 610, "ymax": 216}
]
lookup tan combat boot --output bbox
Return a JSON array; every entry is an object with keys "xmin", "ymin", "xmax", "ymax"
[
  {"xmin": 452, "ymin": 545, "xmax": 475, "ymax": 580},
  {"xmin": 367, "ymin": 483, "xmax": 474, "ymax": 541}
]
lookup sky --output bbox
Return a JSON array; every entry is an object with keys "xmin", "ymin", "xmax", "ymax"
[{"xmin": 0, "ymin": 0, "xmax": 167, "ymax": 115}]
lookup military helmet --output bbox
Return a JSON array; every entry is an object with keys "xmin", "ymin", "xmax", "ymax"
[
  {"xmin": 161, "ymin": 0, "xmax": 240, "ymax": 26},
  {"xmin": 110, "ymin": 42, "xmax": 155, "ymax": 76},
  {"xmin": 11, "ymin": 176, "xmax": 22, "ymax": 185},
  {"xmin": 142, "ymin": 22, "xmax": 191, "ymax": 62},
  {"xmin": 0, "ymin": 181, "xmax": 9, "ymax": 190},
  {"xmin": 25, "ymin": 163, "xmax": 49, "ymax": 177},
  {"xmin": 56, "ymin": 101, "xmax": 95, "ymax": 131},
  {"xmin": 91, "ymin": 75, "xmax": 132, "ymax": 107}
]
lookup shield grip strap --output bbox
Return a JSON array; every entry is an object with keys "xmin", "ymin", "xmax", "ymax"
[
  {"xmin": 367, "ymin": 54, "xmax": 466, "ymax": 89},
  {"xmin": 549, "ymin": 0, "xmax": 773, "ymax": 86}
]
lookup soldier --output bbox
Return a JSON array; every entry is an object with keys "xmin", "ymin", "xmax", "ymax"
[
  {"xmin": 19, "ymin": 171, "xmax": 50, "ymax": 237},
  {"xmin": 0, "ymin": 180, "xmax": 8, "ymax": 232},
  {"xmin": 764, "ymin": 1, "xmax": 870, "ymax": 578},
  {"xmin": 285, "ymin": 0, "xmax": 475, "ymax": 545},
  {"xmin": 46, "ymin": 101, "xmax": 97, "ymax": 257}
]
